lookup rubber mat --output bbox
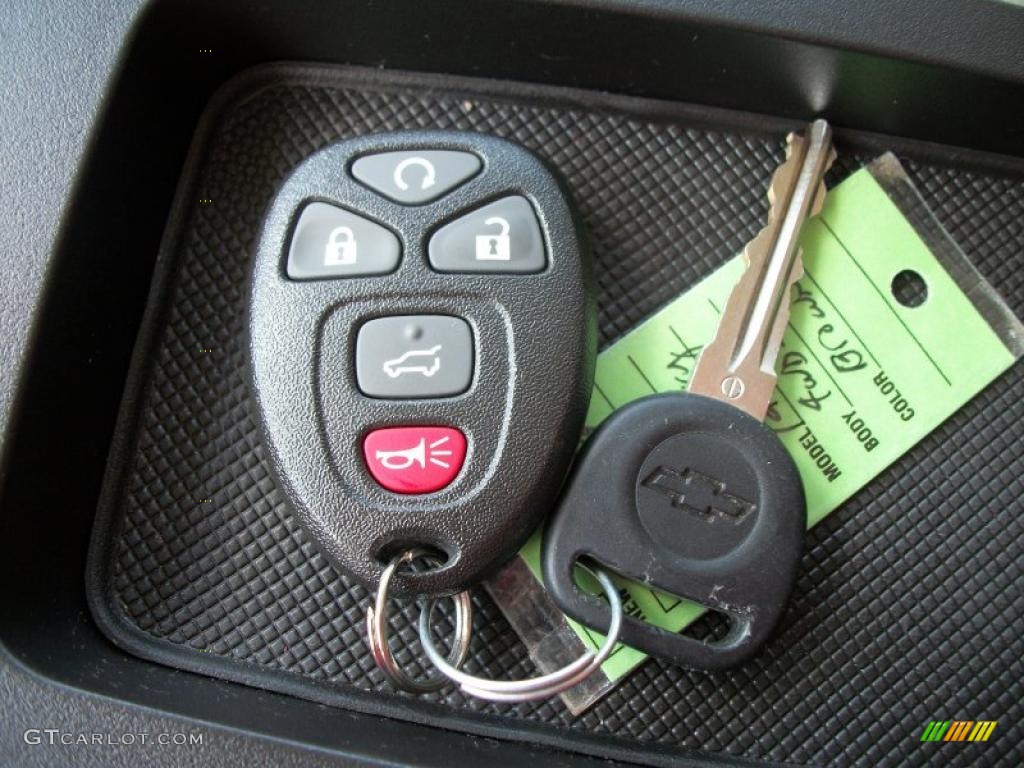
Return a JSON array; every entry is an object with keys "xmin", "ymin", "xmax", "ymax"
[{"xmin": 87, "ymin": 65, "xmax": 1024, "ymax": 767}]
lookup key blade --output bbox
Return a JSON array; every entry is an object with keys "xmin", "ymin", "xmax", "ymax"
[{"xmin": 688, "ymin": 119, "xmax": 835, "ymax": 419}]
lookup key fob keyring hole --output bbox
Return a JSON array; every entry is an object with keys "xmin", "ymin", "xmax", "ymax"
[{"xmin": 370, "ymin": 537, "xmax": 460, "ymax": 598}]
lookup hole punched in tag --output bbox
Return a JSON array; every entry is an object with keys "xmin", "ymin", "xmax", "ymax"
[{"xmin": 891, "ymin": 269, "xmax": 928, "ymax": 308}]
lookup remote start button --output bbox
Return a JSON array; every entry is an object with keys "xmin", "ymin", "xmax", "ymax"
[
  {"xmin": 363, "ymin": 426, "xmax": 466, "ymax": 494},
  {"xmin": 351, "ymin": 150, "xmax": 481, "ymax": 205}
]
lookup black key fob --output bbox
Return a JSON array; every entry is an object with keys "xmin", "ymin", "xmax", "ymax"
[
  {"xmin": 542, "ymin": 393, "xmax": 805, "ymax": 670},
  {"xmin": 248, "ymin": 131, "xmax": 595, "ymax": 597}
]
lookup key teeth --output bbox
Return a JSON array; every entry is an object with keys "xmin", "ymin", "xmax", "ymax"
[
  {"xmin": 809, "ymin": 183, "xmax": 828, "ymax": 217},
  {"xmin": 784, "ymin": 131, "xmax": 802, "ymax": 159},
  {"xmin": 690, "ymin": 120, "xmax": 833, "ymax": 419},
  {"xmin": 789, "ymin": 253, "xmax": 805, "ymax": 284},
  {"xmin": 767, "ymin": 133, "xmax": 805, "ymax": 218}
]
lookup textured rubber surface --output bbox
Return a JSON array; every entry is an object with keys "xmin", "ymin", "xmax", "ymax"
[{"xmin": 89, "ymin": 66, "xmax": 1024, "ymax": 767}]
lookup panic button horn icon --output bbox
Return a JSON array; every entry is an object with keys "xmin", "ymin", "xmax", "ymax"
[{"xmin": 363, "ymin": 426, "xmax": 466, "ymax": 494}]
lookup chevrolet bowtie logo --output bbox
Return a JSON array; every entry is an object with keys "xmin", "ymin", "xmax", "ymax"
[{"xmin": 641, "ymin": 466, "xmax": 755, "ymax": 522}]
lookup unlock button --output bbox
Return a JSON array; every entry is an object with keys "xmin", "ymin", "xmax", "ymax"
[{"xmin": 428, "ymin": 196, "xmax": 546, "ymax": 274}]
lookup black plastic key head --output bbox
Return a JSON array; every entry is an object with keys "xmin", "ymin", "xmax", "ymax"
[{"xmin": 542, "ymin": 392, "xmax": 805, "ymax": 670}]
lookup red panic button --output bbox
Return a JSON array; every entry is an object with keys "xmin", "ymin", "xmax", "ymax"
[{"xmin": 363, "ymin": 426, "xmax": 467, "ymax": 494}]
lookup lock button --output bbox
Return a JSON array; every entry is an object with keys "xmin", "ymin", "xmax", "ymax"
[
  {"xmin": 287, "ymin": 201, "xmax": 401, "ymax": 280},
  {"xmin": 324, "ymin": 226, "xmax": 357, "ymax": 266},
  {"xmin": 428, "ymin": 196, "xmax": 546, "ymax": 274}
]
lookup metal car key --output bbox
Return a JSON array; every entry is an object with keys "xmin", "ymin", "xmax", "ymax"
[
  {"xmin": 542, "ymin": 120, "xmax": 835, "ymax": 670},
  {"xmin": 248, "ymin": 131, "xmax": 595, "ymax": 598}
]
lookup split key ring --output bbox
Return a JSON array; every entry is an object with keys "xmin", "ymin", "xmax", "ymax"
[
  {"xmin": 365, "ymin": 549, "xmax": 473, "ymax": 694},
  {"xmin": 365, "ymin": 548, "xmax": 624, "ymax": 702}
]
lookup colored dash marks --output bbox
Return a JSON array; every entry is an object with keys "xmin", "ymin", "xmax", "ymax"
[{"xmin": 920, "ymin": 720, "xmax": 997, "ymax": 742}]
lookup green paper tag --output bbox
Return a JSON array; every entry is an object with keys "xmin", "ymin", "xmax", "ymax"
[{"xmin": 515, "ymin": 159, "xmax": 1022, "ymax": 685}]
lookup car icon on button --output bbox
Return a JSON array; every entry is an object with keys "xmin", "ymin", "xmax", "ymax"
[
  {"xmin": 356, "ymin": 316, "xmax": 471, "ymax": 398},
  {"xmin": 381, "ymin": 344, "xmax": 443, "ymax": 378}
]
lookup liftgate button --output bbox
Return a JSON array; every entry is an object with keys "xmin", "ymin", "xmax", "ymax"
[{"xmin": 363, "ymin": 426, "xmax": 467, "ymax": 494}]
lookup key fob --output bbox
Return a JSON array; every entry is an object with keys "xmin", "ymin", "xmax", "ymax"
[
  {"xmin": 248, "ymin": 131, "xmax": 595, "ymax": 597},
  {"xmin": 542, "ymin": 393, "xmax": 805, "ymax": 670}
]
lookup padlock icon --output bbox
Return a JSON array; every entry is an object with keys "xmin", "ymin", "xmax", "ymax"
[
  {"xmin": 474, "ymin": 217, "xmax": 511, "ymax": 261},
  {"xmin": 323, "ymin": 226, "xmax": 358, "ymax": 266}
]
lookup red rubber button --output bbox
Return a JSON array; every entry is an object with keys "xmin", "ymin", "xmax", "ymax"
[{"xmin": 363, "ymin": 426, "xmax": 466, "ymax": 494}]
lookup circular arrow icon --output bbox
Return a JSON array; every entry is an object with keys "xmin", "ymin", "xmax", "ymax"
[{"xmin": 393, "ymin": 156, "xmax": 437, "ymax": 191}]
